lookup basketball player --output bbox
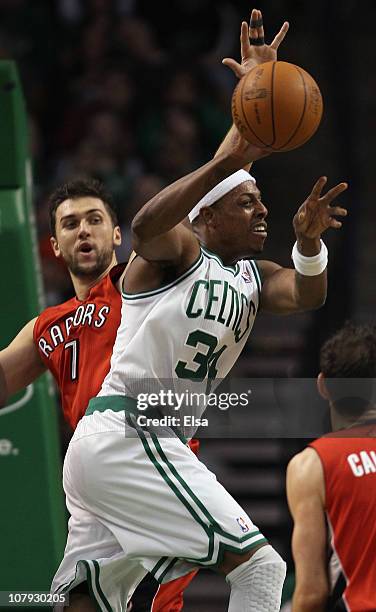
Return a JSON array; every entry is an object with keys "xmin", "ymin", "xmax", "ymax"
[
  {"xmin": 287, "ymin": 323, "xmax": 376, "ymax": 612},
  {"xmin": 47, "ymin": 32, "xmax": 349, "ymax": 608}
]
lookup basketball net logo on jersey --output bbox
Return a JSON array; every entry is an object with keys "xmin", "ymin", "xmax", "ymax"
[
  {"xmin": 38, "ymin": 302, "xmax": 111, "ymax": 358},
  {"xmin": 241, "ymin": 268, "xmax": 253, "ymax": 283},
  {"xmin": 236, "ymin": 517, "xmax": 250, "ymax": 533}
]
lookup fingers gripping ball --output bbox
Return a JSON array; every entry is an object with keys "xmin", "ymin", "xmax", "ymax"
[{"xmin": 232, "ymin": 61, "xmax": 323, "ymax": 152}]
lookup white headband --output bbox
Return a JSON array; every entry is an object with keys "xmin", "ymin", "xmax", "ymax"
[{"xmin": 188, "ymin": 169, "xmax": 256, "ymax": 223}]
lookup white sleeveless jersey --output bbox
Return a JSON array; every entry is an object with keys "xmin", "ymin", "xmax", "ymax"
[{"xmin": 99, "ymin": 248, "xmax": 262, "ymax": 404}]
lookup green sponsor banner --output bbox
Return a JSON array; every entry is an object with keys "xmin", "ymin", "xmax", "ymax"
[{"xmin": 0, "ymin": 62, "xmax": 66, "ymax": 602}]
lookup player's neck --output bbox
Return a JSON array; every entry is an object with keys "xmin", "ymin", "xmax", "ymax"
[
  {"xmin": 70, "ymin": 255, "xmax": 118, "ymax": 301},
  {"xmin": 199, "ymin": 238, "xmax": 238, "ymax": 266},
  {"xmin": 330, "ymin": 404, "xmax": 376, "ymax": 431}
]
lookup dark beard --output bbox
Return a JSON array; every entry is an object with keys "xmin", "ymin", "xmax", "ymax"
[{"xmin": 64, "ymin": 246, "xmax": 113, "ymax": 280}]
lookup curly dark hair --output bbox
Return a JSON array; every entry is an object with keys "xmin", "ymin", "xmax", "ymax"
[
  {"xmin": 48, "ymin": 178, "xmax": 118, "ymax": 237},
  {"xmin": 320, "ymin": 322, "xmax": 376, "ymax": 416}
]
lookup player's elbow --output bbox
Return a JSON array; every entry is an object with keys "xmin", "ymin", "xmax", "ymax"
[
  {"xmin": 309, "ymin": 293, "xmax": 327, "ymax": 310},
  {"xmin": 131, "ymin": 212, "xmax": 148, "ymax": 244},
  {"xmin": 293, "ymin": 585, "xmax": 329, "ymax": 611},
  {"xmin": 297, "ymin": 291, "xmax": 327, "ymax": 312},
  {"xmin": 131, "ymin": 201, "xmax": 160, "ymax": 244}
]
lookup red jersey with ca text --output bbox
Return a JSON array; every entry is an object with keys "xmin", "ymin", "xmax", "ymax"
[
  {"xmin": 33, "ymin": 265, "xmax": 125, "ymax": 429},
  {"xmin": 309, "ymin": 423, "xmax": 376, "ymax": 612}
]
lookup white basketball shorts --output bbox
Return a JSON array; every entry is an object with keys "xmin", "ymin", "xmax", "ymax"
[{"xmin": 52, "ymin": 400, "xmax": 267, "ymax": 611}]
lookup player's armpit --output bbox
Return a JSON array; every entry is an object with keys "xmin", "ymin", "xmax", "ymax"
[
  {"xmin": 257, "ymin": 260, "xmax": 326, "ymax": 314},
  {"xmin": 0, "ymin": 318, "xmax": 46, "ymax": 404},
  {"xmin": 286, "ymin": 448, "xmax": 329, "ymax": 612}
]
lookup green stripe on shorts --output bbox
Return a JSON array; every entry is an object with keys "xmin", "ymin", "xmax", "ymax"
[
  {"xmin": 81, "ymin": 560, "xmax": 112, "ymax": 612},
  {"xmin": 151, "ymin": 433, "xmax": 262, "ymax": 544},
  {"xmin": 129, "ymin": 415, "xmax": 216, "ymax": 567},
  {"xmin": 132, "ymin": 420, "xmax": 266, "ymax": 570}
]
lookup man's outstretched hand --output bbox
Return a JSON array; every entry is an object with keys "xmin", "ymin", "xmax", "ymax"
[
  {"xmin": 293, "ymin": 177, "xmax": 348, "ymax": 241},
  {"xmin": 223, "ymin": 8, "xmax": 289, "ymax": 79}
]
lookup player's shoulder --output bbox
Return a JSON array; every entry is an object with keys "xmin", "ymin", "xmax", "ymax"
[
  {"xmin": 253, "ymin": 259, "xmax": 282, "ymax": 284},
  {"xmin": 241, "ymin": 258, "xmax": 263, "ymax": 287},
  {"xmin": 309, "ymin": 430, "xmax": 356, "ymax": 455},
  {"xmin": 287, "ymin": 447, "xmax": 323, "ymax": 489},
  {"xmin": 287, "ymin": 447, "xmax": 325, "ymax": 508},
  {"xmin": 40, "ymin": 296, "xmax": 77, "ymax": 317},
  {"xmin": 35, "ymin": 296, "xmax": 77, "ymax": 329},
  {"xmin": 36, "ymin": 264, "xmax": 125, "ymax": 324},
  {"xmin": 14, "ymin": 316, "xmax": 40, "ymax": 339}
]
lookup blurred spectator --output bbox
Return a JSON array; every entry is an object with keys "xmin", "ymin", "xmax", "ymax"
[
  {"xmin": 115, "ymin": 15, "xmax": 166, "ymax": 66},
  {"xmin": 152, "ymin": 106, "xmax": 200, "ymax": 181},
  {"xmin": 118, "ymin": 173, "xmax": 165, "ymax": 260},
  {"xmin": 1, "ymin": 0, "xmax": 357, "ymax": 339}
]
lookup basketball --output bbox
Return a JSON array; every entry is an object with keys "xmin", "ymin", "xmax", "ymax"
[{"xmin": 232, "ymin": 61, "xmax": 323, "ymax": 152}]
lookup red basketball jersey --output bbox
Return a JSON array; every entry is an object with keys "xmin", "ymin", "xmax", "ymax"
[
  {"xmin": 309, "ymin": 423, "xmax": 376, "ymax": 611},
  {"xmin": 33, "ymin": 265, "xmax": 124, "ymax": 429}
]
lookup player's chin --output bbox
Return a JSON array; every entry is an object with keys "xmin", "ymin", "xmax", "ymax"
[
  {"xmin": 248, "ymin": 236, "xmax": 266, "ymax": 253},
  {"xmin": 74, "ymin": 260, "xmax": 101, "ymax": 276}
]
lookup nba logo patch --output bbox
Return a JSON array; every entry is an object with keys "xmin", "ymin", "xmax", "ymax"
[
  {"xmin": 241, "ymin": 269, "xmax": 252, "ymax": 283},
  {"xmin": 236, "ymin": 517, "xmax": 250, "ymax": 533}
]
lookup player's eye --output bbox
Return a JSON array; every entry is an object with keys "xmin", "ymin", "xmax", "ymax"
[
  {"xmin": 63, "ymin": 220, "xmax": 78, "ymax": 229},
  {"xmin": 247, "ymin": 195, "xmax": 262, "ymax": 207},
  {"xmin": 90, "ymin": 216, "xmax": 102, "ymax": 224}
]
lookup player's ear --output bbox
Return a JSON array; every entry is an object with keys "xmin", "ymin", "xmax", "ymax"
[
  {"xmin": 201, "ymin": 206, "xmax": 217, "ymax": 228},
  {"xmin": 50, "ymin": 236, "xmax": 61, "ymax": 258},
  {"xmin": 113, "ymin": 225, "xmax": 121, "ymax": 246},
  {"xmin": 317, "ymin": 372, "xmax": 330, "ymax": 400}
]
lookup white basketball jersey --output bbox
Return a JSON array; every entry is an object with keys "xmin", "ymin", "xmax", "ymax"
[{"xmin": 99, "ymin": 248, "xmax": 262, "ymax": 404}]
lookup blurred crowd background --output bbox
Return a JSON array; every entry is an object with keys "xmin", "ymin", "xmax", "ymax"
[
  {"xmin": 1, "ymin": 0, "xmax": 374, "ymax": 607},
  {"xmin": 0, "ymin": 0, "xmax": 373, "ymax": 376},
  {"xmin": 0, "ymin": 0, "xmax": 374, "ymax": 371}
]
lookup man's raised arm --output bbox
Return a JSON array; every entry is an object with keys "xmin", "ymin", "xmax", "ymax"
[
  {"xmin": 0, "ymin": 318, "xmax": 46, "ymax": 407},
  {"xmin": 131, "ymin": 7, "xmax": 289, "ymax": 269},
  {"xmin": 258, "ymin": 176, "xmax": 348, "ymax": 314}
]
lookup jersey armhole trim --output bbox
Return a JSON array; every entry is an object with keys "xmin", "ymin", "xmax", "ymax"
[
  {"xmin": 122, "ymin": 251, "xmax": 204, "ymax": 300},
  {"xmin": 248, "ymin": 260, "xmax": 262, "ymax": 306},
  {"xmin": 109, "ymin": 262, "xmax": 127, "ymax": 285}
]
